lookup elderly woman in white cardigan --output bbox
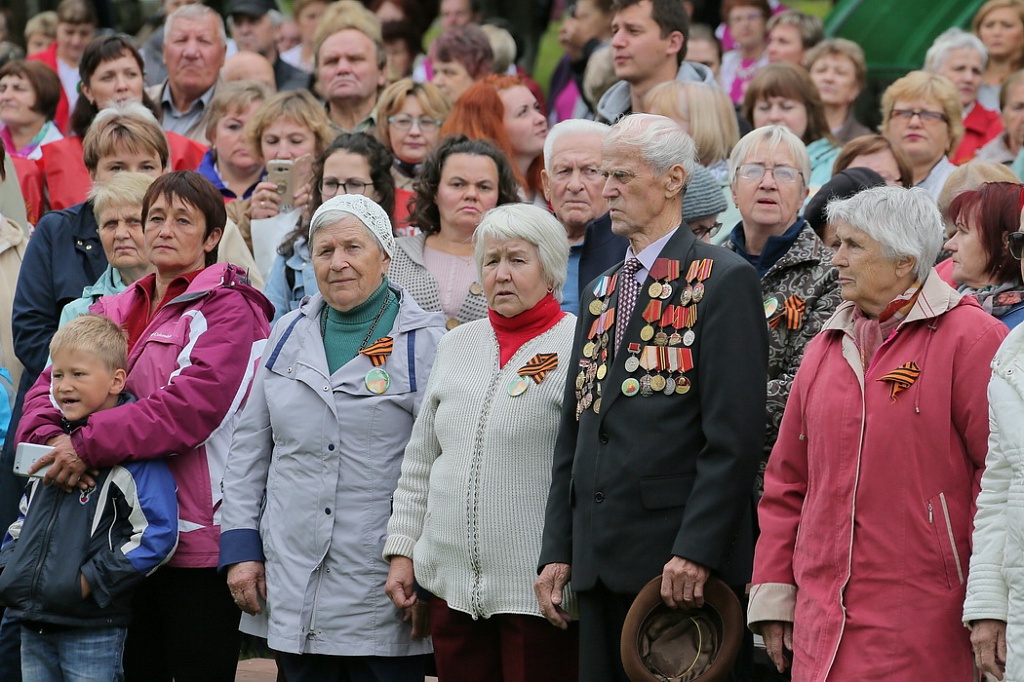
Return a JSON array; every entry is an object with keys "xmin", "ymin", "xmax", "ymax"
[{"xmin": 384, "ymin": 203, "xmax": 579, "ymax": 682}]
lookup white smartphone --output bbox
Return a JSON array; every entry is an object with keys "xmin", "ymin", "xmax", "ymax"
[{"xmin": 13, "ymin": 442, "xmax": 54, "ymax": 479}]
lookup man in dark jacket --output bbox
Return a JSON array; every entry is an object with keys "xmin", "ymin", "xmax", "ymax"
[
  {"xmin": 542, "ymin": 119, "xmax": 628, "ymax": 315},
  {"xmin": 536, "ymin": 113, "xmax": 768, "ymax": 682}
]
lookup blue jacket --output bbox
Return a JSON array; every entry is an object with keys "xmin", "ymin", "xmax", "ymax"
[
  {"xmin": 0, "ymin": 397, "xmax": 178, "ymax": 628},
  {"xmin": 264, "ymin": 237, "xmax": 317, "ymax": 325},
  {"xmin": 11, "ymin": 202, "xmax": 106, "ymax": 392}
]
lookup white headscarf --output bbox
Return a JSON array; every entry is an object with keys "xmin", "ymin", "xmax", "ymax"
[{"xmin": 309, "ymin": 194, "xmax": 395, "ymax": 257}]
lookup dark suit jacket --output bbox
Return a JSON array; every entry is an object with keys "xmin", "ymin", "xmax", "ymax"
[
  {"xmin": 578, "ymin": 213, "xmax": 629, "ymax": 297},
  {"xmin": 539, "ymin": 226, "xmax": 768, "ymax": 593},
  {"xmin": 274, "ymin": 56, "xmax": 311, "ymax": 92}
]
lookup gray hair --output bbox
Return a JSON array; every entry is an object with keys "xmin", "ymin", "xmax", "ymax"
[
  {"xmin": 826, "ymin": 185, "xmax": 943, "ymax": 282},
  {"xmin": 544, "ymin": 119, "xmax": 610, "ymax": 172},
  {"xmin": 924, "ymin": 27, "xmax": 988, "ymax": 73},
  {"xmin": 166, "ymin": 4, "xmax": 227, "ymax": 47},
  {"xmin": 605, "ymin": 113, "xmax": 696, "ymax": 182},
  {"xmin": 473, "ymin": 203, "xmax": 570, "ymax": 301},
  {"xmin": 728, "ymin": 125, "xmax": 810, "ymax": 188},
  {"xmin": 89, "ymin": 172, "xmax": 154, "ymax": 223}
]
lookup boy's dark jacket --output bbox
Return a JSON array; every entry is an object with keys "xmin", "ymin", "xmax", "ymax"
[{"xmin": 0, "ymin": 394, "xmax": 178, "ymax": 628}]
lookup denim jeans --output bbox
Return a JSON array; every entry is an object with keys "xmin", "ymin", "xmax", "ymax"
[{"xmin": 21, "ymin": 625, "xmax": 127, "ymax": 682}]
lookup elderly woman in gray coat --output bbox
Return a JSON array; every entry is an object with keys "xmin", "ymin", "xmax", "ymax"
[{"xmin": 218, "ymin": 194, "xmax": 445, "ymax": 681}]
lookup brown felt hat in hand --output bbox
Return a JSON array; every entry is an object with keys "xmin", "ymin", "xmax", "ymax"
[{"xmin": 620, "ymin": 575, "xmax": 743, "ymax": 682}]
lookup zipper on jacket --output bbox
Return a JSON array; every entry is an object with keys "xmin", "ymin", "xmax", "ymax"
[
  {"xmin": 29, "ymin": 491, "xmax": 64, "ymax": 599},
  {"xmin": 938, "ymin": 493, "xmax": 965, "ymax": 585}
]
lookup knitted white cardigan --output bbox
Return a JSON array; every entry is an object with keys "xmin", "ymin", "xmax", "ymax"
[{"xmin": 384, "ymin": 314, "xmax": 578, "ymax": 620}]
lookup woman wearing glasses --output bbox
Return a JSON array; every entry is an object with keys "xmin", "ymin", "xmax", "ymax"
[
  {"xmin": 376, "ymin": 79, "xmax": 450, "ymax": 234},
  {"xmin": 881, "ymin": 71, "xmax": 964, "ymax": 200},
  {"xmin": 724, "ymin": 125, "xmax": 841, "ymax": 496},
  {"xmin": 942, "ymin": 181, "xmax": 1024, "ymax": 329},
  {"xmin": 265, "ymin": 133, "xmax": 396, "ymax": 323}
]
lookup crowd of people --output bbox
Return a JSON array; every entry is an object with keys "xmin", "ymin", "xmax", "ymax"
[{"xmin": 2, "ymin": 0, "xmax": 1024, "ymax": 680}]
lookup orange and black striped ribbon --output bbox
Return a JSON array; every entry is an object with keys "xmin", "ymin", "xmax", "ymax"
[
  {"xmin": 359, "ymin": 337, "xmax": 394, "ymax": 367},
  {"xmin": 518, "ymin": 353, "xmax": 559, "ymax": 384},
  {"xmin": 769, "ymin": 295, "xmax": 807, "ymax": 330},
  {"xmin": 878, "ymin": 362, "xmax": 921, "ymax": 400}
]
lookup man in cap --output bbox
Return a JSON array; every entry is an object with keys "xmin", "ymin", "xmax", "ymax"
[
  {"xmin": 227, "ymin": 0, "xmax": 308, "ymax": 91},
  {"xmin": 536, "ymin": 113, "xmax": 767, "ymax": 682},
  {"xmin": 145, "ymin": 4, "xmax": 226, "ymax": 144},
  {"xmin": 542, "ymin": 118, "xmax": 628, "ymax": 316}
]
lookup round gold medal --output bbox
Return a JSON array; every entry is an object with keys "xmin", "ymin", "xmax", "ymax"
[
  {"xmin": 583, "ymin": 341, "xmax": 596, "ymax": 358},
  {"xmin": 596, "ymin": 364, "xmax": 607, "ymax": 380},
  {"xmin": 445, "ymin": 317, "xmax": 460, "ymax": 330},
  {"xmin": 650, "ymin": 375, "xmax": 667, "ymax": 392},
  {"xmin": 640, "ymin": 325, "xmax": 654, "ymax": 341},
  {"xmin": 675, "ymin": 376, "xmax": 691, "ymax": 395},
  {"xmin": 589, "ymin": 299, "xmax": 605, "ymax": 315},
  {"xmin": 648, "ymin": 282, "xmax": 663, "ymax": 298},
  {"xmin": 593, "ymin": 397, "xmax": 602, "ymax": 413},
  {"xmin": 469, "ymin": 282, "xmax": 483, "ymax": 296}
]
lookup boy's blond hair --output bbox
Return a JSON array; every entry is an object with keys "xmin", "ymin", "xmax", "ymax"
[{"xmin": 50, "ymin": 315, "xmax": 128, "ymax": 373}]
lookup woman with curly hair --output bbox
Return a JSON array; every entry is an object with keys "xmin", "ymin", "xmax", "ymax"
[
  {"xmin": 440, "ymin": 75, "xmax": 548, "ymax": 202},
  {"xmin": 389, "ymin": 136, "xmax": 520, "ymax": 329}
]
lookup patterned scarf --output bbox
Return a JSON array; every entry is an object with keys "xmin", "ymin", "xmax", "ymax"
[
  {"xmin": 959, "ymin": 280, "xmax": 1024, "ymax": 319},
  {"xmin": 851, "ymin": 282, "xmax": 922, "ymax": 369}
]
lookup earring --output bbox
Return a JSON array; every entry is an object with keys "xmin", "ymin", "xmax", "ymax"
[{"xmin": 547, "ymin": 286, "xmax": 553, "ymax": 293}]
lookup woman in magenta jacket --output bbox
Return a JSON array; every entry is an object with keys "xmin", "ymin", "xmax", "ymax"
[{"xmin": 18, "ymin": 171, "xmax": 273, "ymax": 682}]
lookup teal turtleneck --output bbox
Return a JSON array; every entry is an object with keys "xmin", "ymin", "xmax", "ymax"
[{"xmin": 321, "ymin": 278, "xmax": 399, "ymax": 374}]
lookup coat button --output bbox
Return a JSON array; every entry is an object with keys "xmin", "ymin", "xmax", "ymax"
[
  {"xmin": 598, "ymin": 432, "xmax": 608, "ymax": 444},
  {"xmin": 325, "ymin": 508, "xmax": 332, "ymax": 515},
  {"xmin": 594, "ymin": 492, "xmax": 605, "ymax": 503},
  {"xmin": 328, "ymin": 444, "xmax": 335, "ymax": 451},
  {"xmin": 287, "ymin": 367, "xmax": 292, "ymax": 373},
  {"xmin": 323, "ymin": 385, "xmax": 329, "ymax": 391}
]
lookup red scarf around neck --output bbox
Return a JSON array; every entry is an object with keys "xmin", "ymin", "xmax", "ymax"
[{"xmin": 488, "ymin": 293, "xmax": 565, "ymax": 367}]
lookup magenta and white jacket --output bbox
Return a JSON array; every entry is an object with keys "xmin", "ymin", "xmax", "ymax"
[{"xmin": 18, "ymin": 264, "xmax": 273, "ymax": 569}]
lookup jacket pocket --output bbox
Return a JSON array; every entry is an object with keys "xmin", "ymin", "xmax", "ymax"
[
  {"xmin": 927, "ymin": 492, "xmax": 965, "ymax": 590},
  {"xmin": 640, "ymin": 473, "xmax": 696, "ymax": 510}
]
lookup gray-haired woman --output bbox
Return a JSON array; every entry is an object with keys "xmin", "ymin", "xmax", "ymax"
[
  {"xmin": 924, "ymin": 27, "xmax": 1003, "ymax": 164},
  {"xmin": 749, "ymin": 186, "xmax": 1007, "ymax": 679},
  {"xmin": 219, "ymin": 194, "xmax": 445, "ymax": 681},
  {"xmin": 384, "ymin": 203, "xmax": 579, "ymax": 682}
]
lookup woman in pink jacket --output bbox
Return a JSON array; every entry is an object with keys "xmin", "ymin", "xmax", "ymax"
[
  {"xmin": 18, "ymin": 171, "xmax": 273, "ymax": 682},
  {"xmin": 747, "ymin": 185, "xmax": 1008, "ymax": 680}
]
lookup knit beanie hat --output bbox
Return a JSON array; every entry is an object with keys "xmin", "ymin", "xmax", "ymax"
[
  {"xmin": 682, "ymin": 164, "xmax": 728, "ymax": 222},
  {"xmin": 309, "ymin": 194, "xmax": 395, "ymax": 257}
]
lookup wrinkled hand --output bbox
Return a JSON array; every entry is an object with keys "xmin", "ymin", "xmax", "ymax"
[
  {"xmin": 37, "ymin": 434, "xmax": 94, "ymax": 492},
  {"xmin": 972, "ymin": 619, "xmax": 1007, "ymax": 680},
  {"xmin": 385, "ymin": 556, "xmax": 417, "ymax": 609},
  {"xmin": 227, "ymin": 561, "xmax": 266, "ymax": 615},
  {"xmin": 250, "ymin": 182, "xmax": 283, "ymax": 220},
  {"xmin": 534, "ymin": 562, "xmax": 572, "ymax": 629},
  {"xmin": 661, "ymin": 556, "xmax": 709, "ymax": 608},
  {"xmin": 760, "ymin": 621, "xmax": 793, "ymax": 673}
]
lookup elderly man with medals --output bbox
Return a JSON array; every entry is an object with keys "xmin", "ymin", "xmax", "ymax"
[{"xmin": 535, "ymin": 113, "xmax": 769, "ymax": 682}]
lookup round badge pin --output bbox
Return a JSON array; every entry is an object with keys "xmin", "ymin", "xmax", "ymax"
[
  {"xmin": 508, "ymin": 375, "xmax": 530, "ymax": 397},
  {"xmin": 365, "ymin": 368, "xmax": 391, "ymax": 394},
  {"xmin": 675, "ymin": 376, "xmax": 691, "ymax": 395},
  {"xmin": 469, "ymin": 282, "xmax": 483, "ymax": 296},
  {"xmin": 764, "ymin": 296, "xmax": 779, "ymax": 319},
  {"xmin": 621, "ymin": 377, "xmax": 640, "ymax": 397}
]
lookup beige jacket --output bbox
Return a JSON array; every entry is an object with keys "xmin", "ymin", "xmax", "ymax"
[{"xmin": 0, "ymin": 218, "xmax": 27, "ymax": 387}]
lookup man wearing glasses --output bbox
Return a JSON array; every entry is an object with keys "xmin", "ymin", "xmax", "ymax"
[{"xmin": 724, "ymin": 124, "xmax": 841, "ymax": 499}]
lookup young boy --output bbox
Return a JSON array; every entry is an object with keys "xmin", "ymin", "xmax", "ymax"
[{"xmin": 0, "ymin": 315, "xmax": 178, "ymax": 681}]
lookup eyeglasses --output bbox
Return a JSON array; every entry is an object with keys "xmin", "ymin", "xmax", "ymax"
[
  {"xmin": 387, "ymin": 115, "xmax": 442, "ymax": 132},
  {"xmin": 737, "ymin": 163, "xmax": 803, "ymax": 184},
  {"xmin": 1007, "ymin": 231, "xmax": 1024, "ymax": 260},
  {"xmin": 691, "ymin": 222, "xmax": 722, "ymax": 240},
  {"xmin": 321, "ymin": 179, "xmax": 374, "ymax": 197},
  {"xmin": 889, "ymin": 109, "xmax": 948, "ymax": 124}
]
